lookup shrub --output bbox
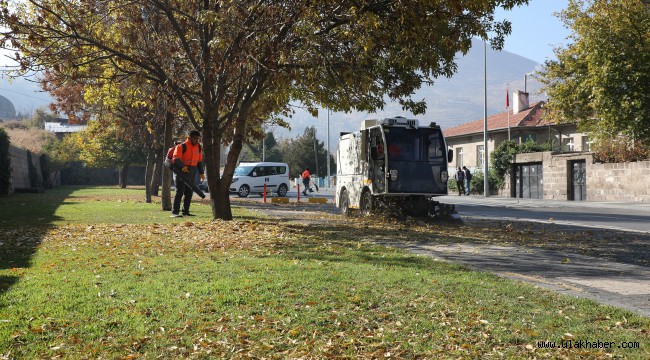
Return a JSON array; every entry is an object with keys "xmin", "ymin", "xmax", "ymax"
[
  {"xmin": 591, "ymin": 136, "xmax": 650, "ymax": 163},
  {"xmin": 0, "ymin": 128, "xmax": 11, "ymax": 195},
  {"xmin": 468, "ymin": 169, "xmax": 500, "ymax": 195},
  {"xmin": 26, "ymin": 151, "xmax": 42, "ymax": 188},
  {"xmin": 40, "ymin": 154, "xmax": 54, "ymax": 188}
]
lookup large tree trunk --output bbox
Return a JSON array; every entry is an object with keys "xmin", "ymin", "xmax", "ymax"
[
  {"xmin": 144, "ymin": 147, "xmax": 155, "ymax": 203},
  {"xmin": 203, "ymin": 118, "xmax": 233, "ymax": 220},
  {"xmin": 118, "ymin": 164, "xmax": 129, "ymax": 188},
  {"xmin": 160, "ymin": 112, "xmax": 174, "ymax": 211}
]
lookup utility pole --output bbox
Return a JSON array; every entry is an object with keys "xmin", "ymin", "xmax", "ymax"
[
  {"xmin": 326, "ymin": 109, "xmax": 331, "ymax": 187},
  {"xmin": 261, "ymin": 123, "xmax": 266, "ymax": 161},
  {"xmin": 483, "ymin": 40, "xmax": 489, "ymax": 197},
  {"xmin": 313, "ymin": 128, "xmax": 319, "ymax": 178}
]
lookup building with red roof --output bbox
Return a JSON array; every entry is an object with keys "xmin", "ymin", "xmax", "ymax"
[{"xmin": 443, "ymin": 91, "xmax": 588, "ymax": 172}]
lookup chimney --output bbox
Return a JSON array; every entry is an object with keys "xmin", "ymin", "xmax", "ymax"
[{"xmin": 513, "ymin": 90, "xmax": 529, "ymax": 114}]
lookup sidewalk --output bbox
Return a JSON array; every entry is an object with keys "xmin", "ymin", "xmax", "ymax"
[
  {"xmin": 303, "ymin": 188, "xmax": 650, "ymax": 212},
  {"xmin": 378, "ymin": 239, "xmax": 650, "ymax": 317},
  {"xmin": 437, "ymin": 194, "xmax": 650, "ymax": 211}
]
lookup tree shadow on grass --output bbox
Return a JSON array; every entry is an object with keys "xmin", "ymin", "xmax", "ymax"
[
  {"xmin": 0, "ymin": 187, "xmax": 75, "ymax": 297},
  {"xmin": 249, "ymin": 208, "xmax": 650, "ymax": 270},
  {"xmin": 249, "ymin": 217, "xmax": 472, "ymax": 273}
]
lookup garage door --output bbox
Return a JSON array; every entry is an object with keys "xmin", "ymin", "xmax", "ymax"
[{"xmin": 514, "ymin": 163, "xmax": 543, "ymax": 199}]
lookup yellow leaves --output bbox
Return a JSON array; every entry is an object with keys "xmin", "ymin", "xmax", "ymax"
[
  {"xmin": 29, "ymin": 326, "xmax": 45, "ymax": 334},
  {"xmin": 197, "ymin": 10, "xmax": 218, "ymax": 24},
  {"xmin": 287, "ymin": 325, "xmax": 302, "ymax": 337}
]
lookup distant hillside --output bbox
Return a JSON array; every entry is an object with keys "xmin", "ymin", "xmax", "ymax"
[
  {"xmin": 276, "ymin": 38, "xmax": 546, "ymax": 147},
  {"xmin": 0, "ymin": 73, "xmax": 52, "ymax": 116}
]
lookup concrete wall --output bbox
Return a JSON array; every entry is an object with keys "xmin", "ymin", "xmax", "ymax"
[
  {"xmin": 588, "ymin": 160, "xmax": 650, "ymax": 202},
  {"xmin": 9, "ymin": 145, "xmax": 43, "ymax": 192},
  {"xmin": 508, "ymin": 151, "xmax": 650, "ymax": 202}
]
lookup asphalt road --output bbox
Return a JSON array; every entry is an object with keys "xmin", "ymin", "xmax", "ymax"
[
  {"xmin": 211, "ymin": 186, "xmax": 650, "ymax": 234},
  {"xmin": 438, "ymin": 195, "xmax": 650, "ymax": 234}
]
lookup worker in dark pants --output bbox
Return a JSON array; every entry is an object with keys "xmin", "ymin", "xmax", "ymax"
[
  {"xmin": 171, "ymin": 130, "xmax": 204, "ymax": 217},
  {"xmin": 301, "ymin": 168, "xmax": 311, "ymax": 196}
]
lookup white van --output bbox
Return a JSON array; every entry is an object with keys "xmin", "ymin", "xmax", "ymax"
[{"xmin": 230, "ymin": 162, "xmax": 291, "ymax": 197}]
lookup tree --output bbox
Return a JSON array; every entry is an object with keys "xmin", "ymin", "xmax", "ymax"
[
  {"xmin": 41, "ymin": 133, "xmax": 83, "ymax": 188},
  {"xmin": 27, "ymin": 108, "xmax": 58, "ymax": 130},
  {"xmin": 539, "ymin": 0, "xmax": 650, "ymax": 147},
  {"xmin": 0, "ymin": 127, "xmax": 11, "ymax": 195},
  {"xmin": 71, "ymin": 121, "xmax": 146, "ymax": 188},
  {"xmin": 2, "ymin": 0, "xmax": 528, "ymax": 220},
  {"xmin": 239, "ymin": 132, "xmax": 282, "ymax": 163},
  {"xmin": 40, "ymin": 58, "xmax": 180, "ymax": 204},
  {"xmin": 279, "ymin": 127, "xmax": 330, "ymax": 178}
]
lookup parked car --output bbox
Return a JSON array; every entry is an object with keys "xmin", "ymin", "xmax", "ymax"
[{"xmin": 230, "ymin": 162, "xmax": 290, "ymax": 197}]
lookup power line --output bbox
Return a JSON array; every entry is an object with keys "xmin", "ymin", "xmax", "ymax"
[{"xmin": 0, "ymin": 86, "xmax": 52, "ymax": 102}]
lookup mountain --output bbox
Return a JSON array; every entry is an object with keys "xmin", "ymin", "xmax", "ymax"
[
  {"xmin": 275, "ymin": 38, "xmax": 546, "ymax": 147},
  {"xmin": 0, "ymin": 74, "xmax": 53, "ymax": 116}
]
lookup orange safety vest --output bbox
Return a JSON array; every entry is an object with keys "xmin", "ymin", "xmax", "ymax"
[
  {"xmin": 301, "ymin": 169, "xmax": 310, "ymax": 180},
  {"xmin": 172, "ymin": 139, "xmax": 203, "ymax": 166}
]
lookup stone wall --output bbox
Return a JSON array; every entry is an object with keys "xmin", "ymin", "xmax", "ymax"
[
  {"xmin": 506, "ymin": 151, "xmax": 650, "ymax": 202},
  {"xmin": 9, "ymin": 145, "xmax": 43, "ymax": 192},
  {"xmin": 588, "ymin": 160, "xmax": 650, "ymax": 202}
]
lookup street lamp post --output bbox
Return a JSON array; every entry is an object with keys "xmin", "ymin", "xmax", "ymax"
[
  {"xmin": 326, "ymin": 109, "xmax": 331, "ymax": 187},
  {"xmin": 483, "ymin": 40, "xmax": 489, "ymax": 197}
]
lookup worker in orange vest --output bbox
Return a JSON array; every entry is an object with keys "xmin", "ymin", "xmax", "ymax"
[
  {"xmin": 301, "ymin": 168, "xmax": 311, "ymax": 196},
  {"xmin": 171, "ymin": 130, "xmax": 205, "ymax": 217}
]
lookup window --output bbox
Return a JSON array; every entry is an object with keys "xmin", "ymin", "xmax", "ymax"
[
  {"xmin": 384, "ymin": 128, "xmax": 445, "ymax": 162},
  {"xmin": 524, "ymin": 133, "xmax": 537, "ymax": 143},
  {"xmin": 456, "ymin": 147, "xmax": 463, "ymax": 167},
  {"xmin": 477, "ymin": 145, "xmax": 485, "ymax": 167},
  {"xmin": 562, "ymin": 137, "xmax": 575, "ymax": 152},
  {"xmin": 235, "ymin": 165, "xmax": 255, "ymax": 176},
  {"xmin": 427, "ymin": 135, "xmax": 444, "ymax": 160},
  {"xmin": 581, "ymin": 136, "xmax": 591, "ymax": 152}
]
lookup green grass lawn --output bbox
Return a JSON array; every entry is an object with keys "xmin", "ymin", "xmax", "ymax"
[{"xmin": 0, "ymin": 186, "xmax": 648, "ymax": 358}]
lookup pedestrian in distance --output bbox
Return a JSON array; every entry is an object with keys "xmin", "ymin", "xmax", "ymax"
[
  {"xmin": 463, "ymin": 166, "xmax": 472, "ymax": 195},
  {"xmin": 170, "ymin": 130, "xmax": 205, "ymax": 217},
  {"xmin": 455, "ymin": 166, "xmax": 464, "ymax": 196},
  {"xmin": 301, "ymin": 168, "xmax": 311, "ymax": 196}
]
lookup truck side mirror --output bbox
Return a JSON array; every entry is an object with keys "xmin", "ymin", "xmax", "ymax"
[
  {"xmin": 448, "ymin": 149, "xmax": 453, "ymax": 163},
  {"xmin": 370, "ymin": 146, "xmax": 378, "ymax": 160}
]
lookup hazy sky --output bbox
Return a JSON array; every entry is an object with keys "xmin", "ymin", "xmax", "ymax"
[{"xmin": 495, "ymin": 1, "xmax": 572, "ymax": 64}]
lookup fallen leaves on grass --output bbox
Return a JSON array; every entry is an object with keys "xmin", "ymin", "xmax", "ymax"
[{"xmin": 37, "ymin": 220, "xmax": 299, "ymax": 255}]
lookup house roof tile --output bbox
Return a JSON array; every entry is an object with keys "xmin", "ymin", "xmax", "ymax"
[{"xmin": 443, "ymin": 101, "xmax": 548, "ymax": 138}]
